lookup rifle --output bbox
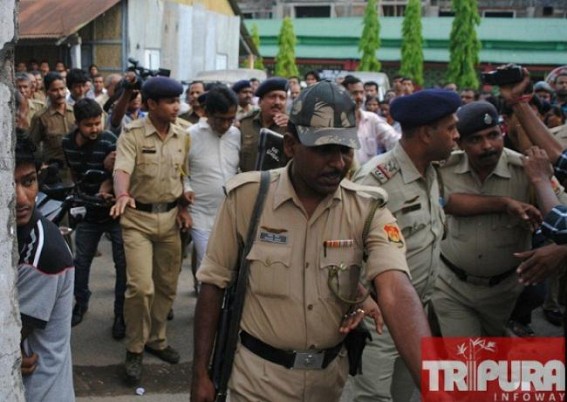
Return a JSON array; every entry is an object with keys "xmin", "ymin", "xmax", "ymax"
[{"xmin": 210, "ymin": 171, "xmax": 271, "ymax": 402}]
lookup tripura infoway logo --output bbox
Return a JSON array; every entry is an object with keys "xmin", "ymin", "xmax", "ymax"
[{"xmin": 421, "ymin": 337, "xmax": 565, "ymax": 402}]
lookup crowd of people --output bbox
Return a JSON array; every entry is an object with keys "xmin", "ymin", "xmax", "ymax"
[{"xmin": 13, "ymin": 58, "xmax": 567, "ymax": 401}]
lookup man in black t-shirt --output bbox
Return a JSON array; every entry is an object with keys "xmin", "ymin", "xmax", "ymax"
[{"xmin": 62, "ymin": 98, "xmax": 127, "ymax": 339}]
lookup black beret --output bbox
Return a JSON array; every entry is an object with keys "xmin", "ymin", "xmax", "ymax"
[
  {"xmin": 456, "ymin": 101, "xmax": 499, "ymax": 138},
  {"xmin": 142, "ymin": 76, "xmax": 183, "ymax": 100},
  {"xmin": 232, "ymin": 79, "xmax": 251, "ymax": 93},
  {"xmin": 390, "ymin": 89, "xmax": 461, "ymax": 128},
  {"xmin": 255, "ymin": 77, "xmax": 288, "ymax": 98}
]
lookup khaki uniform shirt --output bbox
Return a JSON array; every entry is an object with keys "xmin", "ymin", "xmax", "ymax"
[
  {"xmin": 27, "ymin": 99, "xmax": 45, "ymax": 127},
  {"xmin": 440, "ymin": 148, "xmax": 538, "ymax": 276},
  {"xmin": 238, "ymin": 110, "xmax": 286, "ymax": 172},
  {"xmin": 114, "ymin": 117, "xmax": 189, "ymax": 204},
  {"xmin": 178, "ymin": 109, "xmax": 200, "ymax": 125},
  {"xmin": 353, "ymin": 142, "xmax": 445, "ymax": 302},
  {"xmin": 197, "ymin": 165, "xmax": 409, "ymax": 351},
  {"xmin": 29, "ymin": 104, "xmax": 75, "ymax": 163},
  {"xmin": 236, "ymin": 104, "xmax": 257, "ymax": 121}
]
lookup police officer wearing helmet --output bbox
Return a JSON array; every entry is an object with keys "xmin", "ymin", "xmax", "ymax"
[
  {"xmin": 111, "ymin": 76, "xmax": 192, "ymax": 385},
  {"xmin": 191, "ymin": 81, "xmax": 430, "ymax": 402}
]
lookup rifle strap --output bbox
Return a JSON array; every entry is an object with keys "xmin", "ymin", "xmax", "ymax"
[{"xmin": 216, "ymin": 170, "xmax": 271, "ymax": 398}]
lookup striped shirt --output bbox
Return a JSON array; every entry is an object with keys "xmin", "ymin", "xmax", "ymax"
[
  {"xmin": 62, "ymin": 130, "xmax": 116, "ymax": 195},
  {"xmin": 542, "ymin": 204, "xmax": 567, "ymax": 245}
]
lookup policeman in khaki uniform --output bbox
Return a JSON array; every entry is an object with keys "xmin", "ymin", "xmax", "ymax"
[
  {"xmin": 431, "ymin": 101, "xmax": 567, "ymax": 337},
  {"xmin": 30, "ymin": 72, "xmax": 75, "ymax": 181},
  {"xmin": 239, "ymin": 77, "xmax": 289, "ymax": 172},
  {"xmin": 111, "ymin": 76, "xmax": 191, "ymax": 385},
  {"xmin": 191, "ymin": 81, "xmax": 431, "ymax": 402},
  {"xmin": 352, "ymin": 90, "xmax": 462, "ymax": 402}
]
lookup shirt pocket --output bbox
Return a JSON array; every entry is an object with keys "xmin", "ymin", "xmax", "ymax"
[
  {"xmin": 138, "ymin": 151, "xmax": 159, "ymax": 179},
  {"xmin": 319, "ymin": 247, "xmax": 363, "ymax": 303},
  {"xmin": 491, "ymin": 213, "xmax": 523, "ymax": 247},
  {"xmin": 169, "ymin": 145, "xmax": 186, "ymax": 179},
  {"xmin": 246, "ymin": 242, "xmax": 292, "ymax": 298}
]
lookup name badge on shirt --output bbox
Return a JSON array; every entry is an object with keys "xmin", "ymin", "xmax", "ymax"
[
  {"xmin": 142, "ymin": 147, "xmax": 156, "ymax": 154},
  {"xmin": 259, "ymin": 227, "xmax": 288, "ymax": 244}
]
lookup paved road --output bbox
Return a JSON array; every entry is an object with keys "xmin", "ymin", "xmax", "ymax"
[{"xmin": 73, "ymin": 238, "xmax": 563, "ymax": 401}]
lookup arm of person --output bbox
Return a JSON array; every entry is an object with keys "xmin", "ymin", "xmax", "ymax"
[
  {"xmin": 20, "ymin": 324, "xmax": 38, "ymax": 376},
  {"xmin": 522, "ymin": 146, "xmax": 560, "ymax": 216},
  {"xmin": 373, "ymin": 270, "xmax": 431, "ymax": 385},
  {"xmin": 110, "ymin": 170, "xmax": 135, "ymax": 217},
  {"xmin": 191, "ymin": 283, "xmax": 224, "ymax": 402},
  {"xmin": 110, "ymin": 72, "xmax": 137, "ymax": 129},
  {"xmin": 445, "ymin": 193, "xmax": 541, "ymax": 230},
  {"xmin": 499, "ymin": 68, "xmax": 564, "ymax": 164},
  {"xmin": 515, "ymin": 243, "xmax": 567, "ymax": 285}
]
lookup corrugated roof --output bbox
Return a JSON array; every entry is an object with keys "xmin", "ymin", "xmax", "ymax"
[
  {"xmin": 246, "ymin": 17, "xmax": 567, "ymax": 65},
  {"xmin": 19, "ymin": 0, "xmax": 121, "ymax": 40}
]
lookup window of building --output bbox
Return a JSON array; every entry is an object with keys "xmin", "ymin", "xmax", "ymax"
[
  {"xmin": 438, "ymin": 10, "xmax": 455, "ymax": 16},
  {"xmin": 483, "ymin": 10, "xmax": 515, "ymax": 17},
  {"xmin": 295, "ymin": 5, "xmax": 331, "ymax": 18},
  {"xmin": 382, "ymin": 5, "xmax": 406, "ymax": 16}
]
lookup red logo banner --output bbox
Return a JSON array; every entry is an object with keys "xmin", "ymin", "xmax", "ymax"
[{"xmin": 421, "ymin": 337, "xmax": 565, "ymax": 402}]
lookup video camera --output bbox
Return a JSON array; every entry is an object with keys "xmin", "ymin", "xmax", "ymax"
[
  {"xmin": 481, "ymin": 64, "xmax": 524, "ymax": 86},
  {"xmin": 120, "ymin": 57, "xmax": 172, "ymax": 91}
]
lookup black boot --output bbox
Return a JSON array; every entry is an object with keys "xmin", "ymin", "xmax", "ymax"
[{"xmin": 71, "ymin": 304, "xmax": 88, "ymax": 327}]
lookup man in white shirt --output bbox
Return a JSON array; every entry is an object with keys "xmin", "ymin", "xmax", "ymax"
[
  {"xmin": 186, "ymin": 86, "xmax": 241, "ymax": 274},
  {"xmin": 345, "ymin": 77, "xmax": 400, "ymax": 165}
]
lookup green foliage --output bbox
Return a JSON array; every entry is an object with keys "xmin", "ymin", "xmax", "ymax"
[
  {"xmin": 447, "ymin": 0, "xmax": 481, "ymax": 88},
  {"xmin": 275, "ymin": 18, "xmax": 299, "ymax": 77},
  {"xmin": 251, "ymin": 24, "xmax": 265, "ymax": 70},
  {"xmin": 357, "ymin": 0, "xmax": 381, "ymax": 72},
  {"xmin": 399, "ymin": 0, "xmax": 424, "ymax": 85}
]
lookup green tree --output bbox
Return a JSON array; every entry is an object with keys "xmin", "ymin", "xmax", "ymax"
[
  {"xmin": 275, "ymin": 17, "xmax": 299, "ymax": 77},
  {"xmin": 399, "ymin": 0, "xmax": 424, "ymax": 85},
  {"xmin": 447, "ymin": 0, "xmax": 481, "ymax": 88},
  {"xmin": 357, "ymin": 0, "xmax": 381, "ymax": 72},
  {"xmin": 251, "ymin": 24, "xmax": 265, "ymax": 70}
]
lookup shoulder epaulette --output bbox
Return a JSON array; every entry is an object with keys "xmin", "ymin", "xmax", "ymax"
[
  {"xmin": 371, "ymin": 157, "xmax": 400, "ymax": 184},
  {"xmin": 123, "ymin": 119, "xmax": 144, "ymax": 132},
  {"xmin": 342, "ymin": 179, "xmax": 388, "ymax": 206},
  {"xmin": 224, "ymin": 170, "xmax": 279, "ymax": 194},
  {"xmin": 440, "ymin": 150, "xmax": 465, "ymax": 168},
  {"xmin": 504, "ymin": 148, "xmax": 524, "ymax": 167}
]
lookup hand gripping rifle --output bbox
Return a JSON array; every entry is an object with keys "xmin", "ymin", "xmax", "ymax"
[{"xmin": 210, "ymin": 171, "xmax": 271, "ymax": 402}]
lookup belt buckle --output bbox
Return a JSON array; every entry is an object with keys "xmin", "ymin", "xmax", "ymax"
[
  {"xmin": 151, "ymin": 203, "xmax": 167, "ymax": 213},
  {"xmin": 466, "ymin": 275, "xmax": 491, "ymax": 286},
  {"xmin": 292, "ymin": 351, "xmax": 325, "ymax": 370}
]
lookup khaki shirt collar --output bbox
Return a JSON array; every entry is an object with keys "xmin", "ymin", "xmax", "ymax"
[
  {"xmin": 142, "ymin": 117, "xmax": 179, "ymax": 139},
  {"xmin": 393, "ymin": 142, "xmax": 423, "ymax": 184},
  {"xmin": 273, "ymin": 162, "xmax": 342, "ymax": 211},
  {"xmin": 454, "ymin": 150, "xmax": 511, "ymax": 179},
  {"xmin": 48, "ymin": 103, "xmax": 72, "ymax": 116}
]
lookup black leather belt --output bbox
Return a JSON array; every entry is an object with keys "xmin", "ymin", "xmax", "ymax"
[
  {"xmin": 440, "ymin": 254, "xmax": 516, "ymax": 287},
  {"xmin": 135, "ymin": 200, "xmax": 177, "ymax": 213},
  {"xmin": 240, "ymin": 331, "xmax": 342, "ymax": 370}
]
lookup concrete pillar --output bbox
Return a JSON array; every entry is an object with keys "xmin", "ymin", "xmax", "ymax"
[
  {"xmin": 0, "ymin": 0, "xmax": 25, "ymax": 399},
  {"xmin": 69, "ymin": 34, "xmax": 82, "ymax": 68}
]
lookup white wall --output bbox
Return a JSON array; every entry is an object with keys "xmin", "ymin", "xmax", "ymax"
[
  {"xmin": 127, "ymin": 0, "xmax": 240, "ymax": 81},
  {"xmin": 0, "ymin": 0, "xmax": 25, "ymax": 399}
]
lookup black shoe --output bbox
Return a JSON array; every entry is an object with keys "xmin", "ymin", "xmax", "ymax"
[
  {"xmin": 167, "ymin": 308, "xmax": 174, "ymax": 321},
  {"xmin": 112, "ymin": 315, "xmax": 126, "ymax": 340},
  {"xmin": 543, "ymin": 309, "xmax": 563, "ymax": 326},
  {"xmin": 144, "ymin": 345, "xmax": 180, "ymax": 364},
  {"xmin": 71, "ymin": 304, "xmax": 88, "ymax": 327},
  {"xmin": 124, "ymin": 351, "xmax": 143, "ymax": 385}
]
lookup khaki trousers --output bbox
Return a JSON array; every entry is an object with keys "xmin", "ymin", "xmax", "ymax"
[
  {"xmin": 351, "ymin": 319, "xmax": 417, "ymax": 402},
  {"xmin": 431, "ymin": 262, "xmax": 523, "ymax": 337},
  {"xmin": 120, "ymin": 207, "xmax": 181, "ymax": 353},
  {"xmin": 229, "ymin": 343, "xmax": 349, "ymax": 402}
]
